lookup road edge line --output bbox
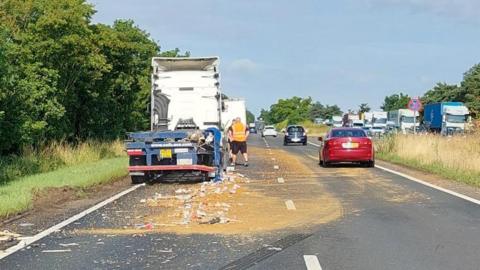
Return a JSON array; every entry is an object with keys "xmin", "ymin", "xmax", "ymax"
[
  {"xmin": 375, "ymin": 165, "xmax": 480, "ymax": 206},
  {"xmin": 0, "ymin": 183, "xmax": 145, "ymax": 260}
]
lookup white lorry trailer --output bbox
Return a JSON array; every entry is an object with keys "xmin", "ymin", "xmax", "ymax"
[
  {"xmin": 388, "ymin": 109, "xmax": 418, "ymax": 133},
  {"xmin": 221, "ymin": 98, "xmax": 247, "ymax": 129}
]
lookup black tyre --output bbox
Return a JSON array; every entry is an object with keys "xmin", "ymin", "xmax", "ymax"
[
  {"xmin": 303, "ymin": 141, "xmax": 307, "ymax": 145},
  {"xmin": 131, "ymin": 175, "xmax": 145, "ymax": 184},
  {"xmin": 323, "ymin": 161, "xmax": 330, "ymax": 168},
  {"xmin": 319, "ymin": 159, "xmax": 324, "ymax": 166},
  {"xmin": 283, "ymin": 141, "xmax": 288, "ymax": 146},
  {"xmin": 368, "ymin": 160, "xmax": 375, "ymax": 168}
]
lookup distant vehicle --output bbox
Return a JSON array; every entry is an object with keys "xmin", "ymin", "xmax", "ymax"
[
  {"xmin": 331, "ymin": 116, "xmax": 343, "ymax": 128},
  {"xmin": 352, "ymin": 119, "xmax": 364, "ymax": 128},
  {"xmin": 387, "ymin": 109, "xmax": 419, "ymax": 133},
  {"xmin": 370, "ymin": 126, "xmax": 386, "ymax": 136},
  {"xmin": 372, "ymin": 111, "xmax": 388, "ymax": 128},
  {"xmin": 262, "ymin": 125, "xmax": 278, "ymax": 137},
  {"xmin": 255, "ymin": 120, "xmax": 265, "ymax": 132},
  {"xmin": 283, "ymin": 125, "xmax": 307, "ymax": 145},
  {"xmin": 324, "ymin": 119, "xmax": 332, "ymax": 126},
  {"xmin": 249, "ymin": 126, "xmax": 257, "ymax": 134},
  {"xmin": 318, "ymin": 128, "xmax": 374, "ymax": 167},
  {"xmin": 363, "ymin": 112, "xmax": 373, "ymax": 128},
  {"xmin": 423, "ymin": 102, "xmax": 470, "ymax": 135}
]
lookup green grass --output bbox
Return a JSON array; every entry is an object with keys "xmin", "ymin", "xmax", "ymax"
[
  {"xmin": 0, "ymin": 157, "xmax": 128, "ymax": 218},
  {"xmin": 0, "ymin": 140, "xmax": 125, "ymax": 185}
]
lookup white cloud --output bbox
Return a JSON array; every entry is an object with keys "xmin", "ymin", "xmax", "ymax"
[
  {"xmin": 228, "ymin": 58, "xmax": 258, "ymax": 74},
  {"xmin": 364, "ymin": 0, "xmax": 480, "ymax": 19}
]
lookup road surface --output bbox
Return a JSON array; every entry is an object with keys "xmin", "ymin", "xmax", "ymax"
[{"xmin": 1, "ymin": 134, "xmax": 480, "ymax": 270}]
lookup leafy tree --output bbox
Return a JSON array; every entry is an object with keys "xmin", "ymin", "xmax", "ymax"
[
  {"xmin": 246, "ymin": 110, "xmax": 255, "ymax": 124},
  {"xmin": 381, "ymin": 92, "xmax": 411, "ymax": 111},
  {"xmin": 322, "ymin": 105, "xmax": 343, "ymax": 120},
  {"xmin": 267, "ymin": 96, "xmax": 312, "ymax": 124},
  {"xmin": 459, "ymin": 64, "xmax": 480, "ymax": 118},
  {"xmin": 0, "ymin": 0, "xmax": 187, "ymax": 154},
  {"xmin": 358, "ymin": 103, "xmax": 370, "ymax": 114},
  {"xmin": 421, "ymin": 83, "xmax": 460, "ymax": 105},
  {"xmin": 309, "ymin": 102, "xmax": 325, "ymax": 120}
]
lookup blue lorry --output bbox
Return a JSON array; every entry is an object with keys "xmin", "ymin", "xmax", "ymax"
[
  {"xmin": 125, "ymin": 57, "xmax": 228, "ymax": 184},
  {"xmin": 423, "ymin": 102, "xmax": 470, "ymax": 135}
]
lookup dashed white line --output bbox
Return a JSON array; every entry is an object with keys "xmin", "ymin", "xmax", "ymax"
[
  {"xmin": 0, "ymin": 183, "xmax": 145, "ymax": 260},
  {"xmin": 304, "ymin": 255, "xmax": 322, "ymax": 270},
  {"xmin": 274, "ymin": 165, "xmax": 279, "ymax": 170},
  {"xmin": 277, "ymin": 177, "xmax": 285, "ymax": 183},
  {"xmin": 307, "ymin": 141, "xmax": 320, "ymax": 147},
  {"xmin": 285, "ymin": 200, "xmax": 296, "ymax": 210}
]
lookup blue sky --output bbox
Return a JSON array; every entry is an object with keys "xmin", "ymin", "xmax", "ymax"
[{"xmin": 89, "ymin": 0, "xmax": 480, "ymax": 115}]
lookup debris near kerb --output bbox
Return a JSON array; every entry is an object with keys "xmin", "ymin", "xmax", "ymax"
[{"xmin": 137, "ymin": 172, "xmax": 249, "ymax": 229}]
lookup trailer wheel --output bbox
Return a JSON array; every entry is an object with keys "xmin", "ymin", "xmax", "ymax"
[{"xmin": 131, "ymin": 176, "xmax": 145, "ymax": 185}]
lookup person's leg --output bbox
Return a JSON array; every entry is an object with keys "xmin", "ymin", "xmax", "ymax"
[
  {"xmin": 241, "ymin": 142, "xmax": 248, "ymax": 166},
  {"xmin": 231, "ymin": 142, "xmax": 238, "ymax": 165}
]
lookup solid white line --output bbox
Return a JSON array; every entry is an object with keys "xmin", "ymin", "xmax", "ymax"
[
  {"xmin": 285, "ymin": 200, "xmax": 296, "ymax": 210},
  {"xmin": 375, "ymin": 165, "xmax": 480, "ymax": 206},
  {"xmin": 307, "ymin": 141, "xmax": 320, "ymax": 147},
  {"xmin": 277, "ymin": 177, "xmax": 285, "ymax": 183},
  {"xmin": 304, "ymin": 255, "xmax": 322, "ymax": 270},
  {"xmin": 305, "ymin": 139, "xmax": 479, "ymax": 206},
  {"xmin": 0, "ymin": 183, "xmax": 145, "ymax": 260}
]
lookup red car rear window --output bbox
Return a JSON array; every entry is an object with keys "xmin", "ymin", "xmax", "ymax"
[{"xmin": 331, "ymin": 129, "xmax": 366, "ymax": 138}]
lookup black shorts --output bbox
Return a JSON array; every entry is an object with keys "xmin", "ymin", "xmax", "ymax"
[{"xmin": 232, "ymin": 141, "xmax": 247, "ymax": 155}]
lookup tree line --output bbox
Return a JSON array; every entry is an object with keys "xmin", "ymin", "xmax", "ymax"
[
  {"xmin": 0, "ymin": 0, "xmax": 188, "ymax": 154},
  {"xmin": 260, "ymin": 63, "xmax": 480, "ymax": 125}
]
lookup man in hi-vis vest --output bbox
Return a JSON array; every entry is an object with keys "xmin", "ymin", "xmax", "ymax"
[{"xmin": 228, "ymin": 117, "xmax": 250, "ymax": 167}]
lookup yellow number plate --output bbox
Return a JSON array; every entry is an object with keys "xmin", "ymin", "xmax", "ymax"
[{"xmin": 160, "ymin": 149, "xmax": 172, "ymax": 158}]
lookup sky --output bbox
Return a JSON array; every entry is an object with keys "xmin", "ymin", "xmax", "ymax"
[{"xmin": 89, "ymin": 0, "xmax": 480, "ymax": 115}]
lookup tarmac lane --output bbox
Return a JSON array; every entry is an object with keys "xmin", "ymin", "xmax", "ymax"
[
  {"xmin": 257, "ymin": 134, "xmax": 480, "ymax": 270},
  {"xmin": 1, "ymin": 134, "xmax": 480, "ymax": 270}
]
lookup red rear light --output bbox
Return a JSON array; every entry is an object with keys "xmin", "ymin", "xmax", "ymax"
[{"xmin": 127, "ymin": 149, "xmax": 144, "ymax": 156}]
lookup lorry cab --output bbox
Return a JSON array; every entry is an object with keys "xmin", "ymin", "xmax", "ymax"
[{"xmin": 424, "ymin": 102, "xmax": 470, "ymax": 135}]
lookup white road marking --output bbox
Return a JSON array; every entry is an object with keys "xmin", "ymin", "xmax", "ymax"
[
  {"xmin": 285, "ymin": 200, "xmax": 296, "ymax": 210},
  {"xmin": 41, "ymin": 249, "xmax": 72, "ymax": 253},
  {"xmin": 307, "ymin": 141, "xmax": 321, "ymax": 147},
  {"xmin": 0, "ymin": 183, "xmax": 145, "ymax": 260},
  {"xmin": 271, "ymin": 158, "xmax": 276, "ymax": 161},
  {"xmin": 277, "ymin": 177, "xmax": 285, "ymax": 183},
  {"xmin": 304, "ymin": 255, "xmax": 322, "ymax": 270},
  {"xmin": 375, "ymin": 165, "xmax": 480, "ymax": 206},
  {"xmin": 305, "ymin": 140, "xmax": 480, "ymax": 206},
  {"xmin": 274, "ymin": 165, "xmax": 279, "ymax": 170}
]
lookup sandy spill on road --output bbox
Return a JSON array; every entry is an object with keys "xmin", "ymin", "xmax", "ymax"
[
  {"xmin": 333, "ymin": 167, "xmax": 427, "ymax": 203},
  {"xmin": 75, "ymin": 147, "xmax": 343, "ymax": 236}
]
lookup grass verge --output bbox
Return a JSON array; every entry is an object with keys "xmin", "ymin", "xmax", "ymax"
[
  {"xmin": 376, "ymin": 134, "xmax": 480, "ymax": 187},
  {"xmin": 0, "ymin": 157, "xmax": 127, "ymax": 218}
]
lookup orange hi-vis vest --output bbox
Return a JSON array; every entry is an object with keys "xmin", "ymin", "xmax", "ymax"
[{"xmin": 232, "ymin": 122, "xmax": 247, "ymax": 142}]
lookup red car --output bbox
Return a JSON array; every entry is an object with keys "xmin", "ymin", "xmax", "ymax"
[{"xmin": 319, "ymin": 128, "xmax": 375, "ymax": 167}]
